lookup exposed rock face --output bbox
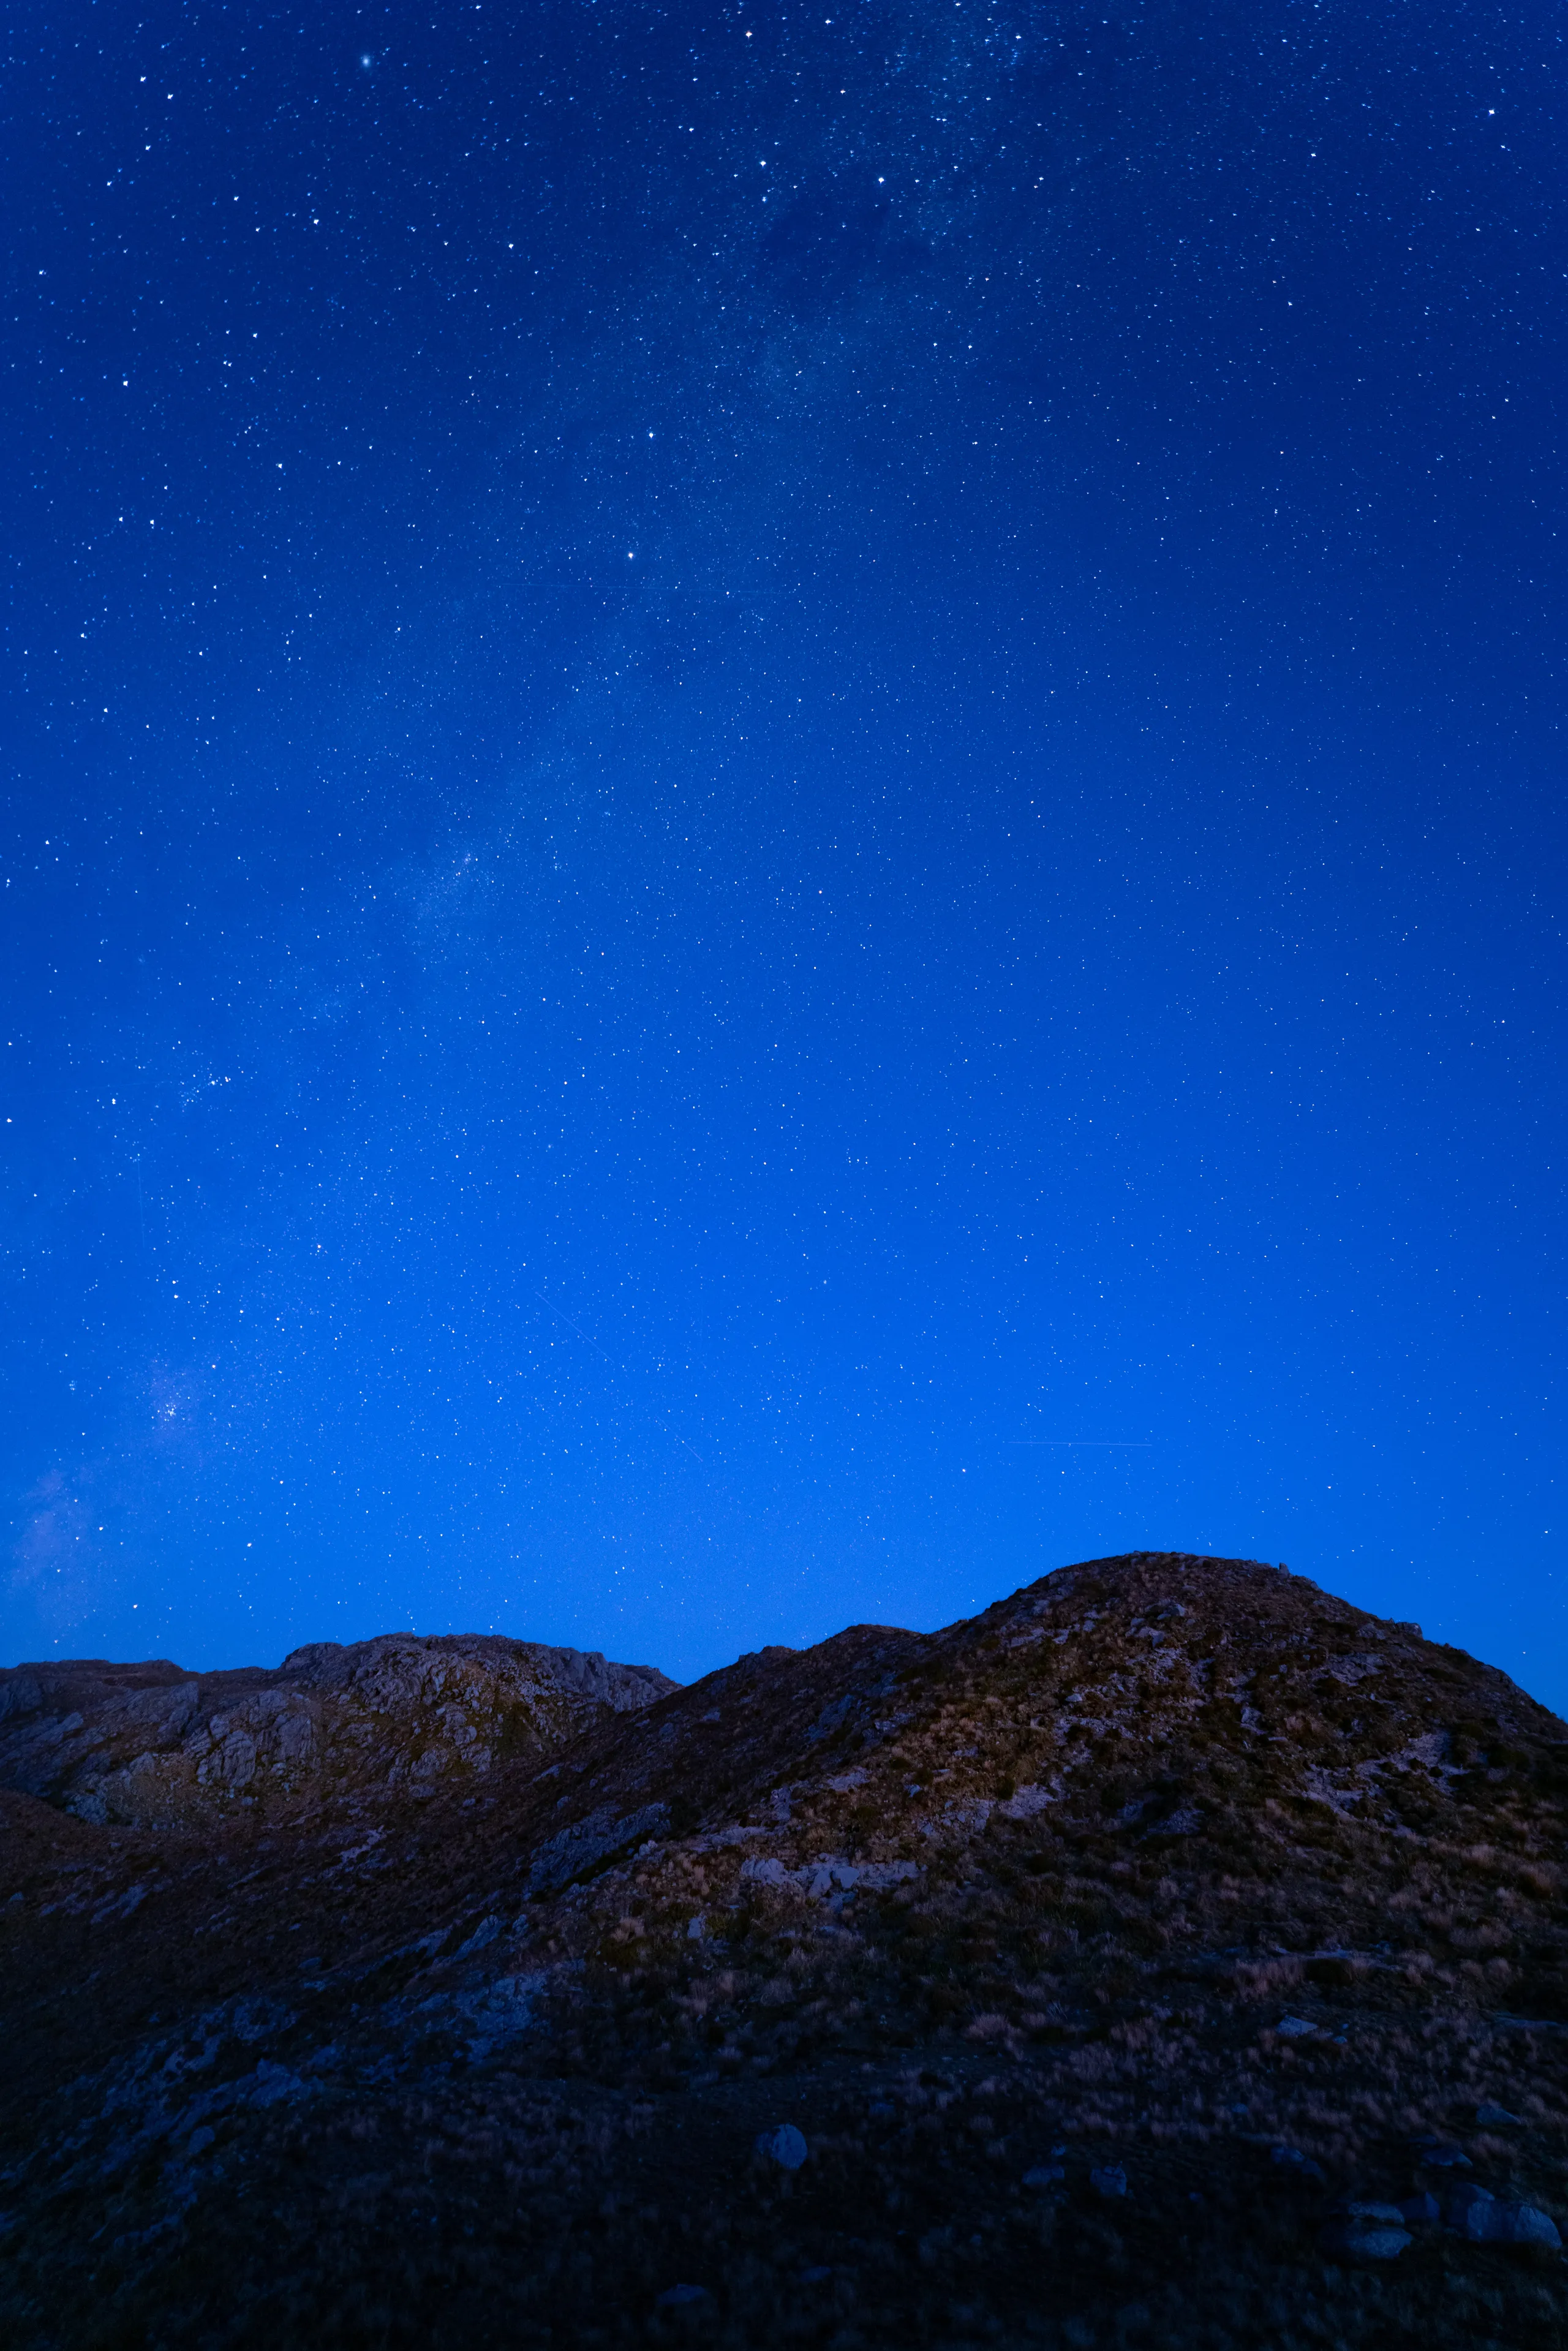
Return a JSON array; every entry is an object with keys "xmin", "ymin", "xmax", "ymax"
[
  {"xmin": 4, "ymin": 1555, "xmax": 1568, "ymax": 2351},
  {"xmin": 0, "ymin": 1634, "xmax": 675, "ymax": 1827}
]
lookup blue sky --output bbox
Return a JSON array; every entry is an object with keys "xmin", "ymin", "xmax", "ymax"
[{"xmin": 2, "ymin": 0, "xmax": 1564, "ymax": 1704}]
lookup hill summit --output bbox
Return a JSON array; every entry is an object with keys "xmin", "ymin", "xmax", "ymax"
[{"xmin": 4, "ymin": 1554, "xmax": 1567, "ymax": 2350}]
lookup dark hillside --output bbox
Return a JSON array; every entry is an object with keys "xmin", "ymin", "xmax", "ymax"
[{"xmin": 3, "ymin": 1555, "xmax": 1566, "ymax": 2350}]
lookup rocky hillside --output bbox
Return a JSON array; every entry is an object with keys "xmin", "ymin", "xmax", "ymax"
[
  {"xmin": 0, "ymin": 1633, "xmax": 675, "ymax": 1827},
  {"xmin": 4, "ymin": 1554, "xmax": 1567, "ymax": 2351}
]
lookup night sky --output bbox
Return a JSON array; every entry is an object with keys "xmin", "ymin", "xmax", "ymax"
[{"xmin": 3, "ymin": 2, "xmax": 1564, "ymax": 1702}]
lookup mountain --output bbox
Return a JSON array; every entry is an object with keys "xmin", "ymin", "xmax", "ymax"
[
  {"xmin": 3, "ymin": 1553, "xmax": 1566, "ymax": 2350},
  {"xmin": 0, "ymin": 1633, "xmax": 675, "ymax": 1828}
]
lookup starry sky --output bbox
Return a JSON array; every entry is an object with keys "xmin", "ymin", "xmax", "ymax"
[{"xmin": 2, "ymin": 1, "xmax": 1565, "ymax": 1700}]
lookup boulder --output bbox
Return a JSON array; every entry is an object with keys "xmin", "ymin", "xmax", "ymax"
[
  {"xmin": 1498, "ymin": 2205, "xmax": 1562, "ymax": 2249},
  {"xmin": 1446, "ymin": 2186, "xmax": 1560, "ymax": 2248},
  {"xmin": 1444, "ymin": 2183, "xmax": 1494, "ymax": 2239},
  {"xmin": 655, "ymin": 2282, "xmax": 714, "ymax": 2312},
  {"xmin": 1320, "ymin": 2218, "xmax": 1411, "ymax": 2261},
  {"xmin": 754, "ymin": 2123, "xmax": 808, "ymax": 2172}
]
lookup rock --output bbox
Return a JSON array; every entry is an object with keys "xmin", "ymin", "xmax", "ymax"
[
  {"xmin": 1446, "ymin": 2183, "xmax": 1494, "ymax": 2236},
  {"xmin": 1446, "ymin": 2186, "xmax": 1561, "ymax": 2248},
  {"xmin": 1271, "ymin": 2145, "xmax": 1326, "ymax": 2184},
  {"xmin": 1354, "ymin": 2228, "xmax": 1420, "ymax": 2266},
  {"xmin": 1155, "ymin": 1804, "xmax": 1204, "ymax": 1836},
  {"xmin": 1475, "ymin": 2102, "xmax": 1522, "ymax": 2127},
  {"xmin": 1400, "ymin": 2192, "xmax": 1441, "ymax": 2224},
  {"xmin": 525, "ymin": 1802, "xmax": 671, "ymax": 1896},
  {"xmin": 1411, "ymin": 2137, "xmax": 1471, "ymax": 2168},
  {"xmin": 1023, "ymin": 2165, "xmax": 1065, "ymax": 2189},
  {"xmin": 1496, "ymin": 2204, "xmax": 1562, "ymax": 2249},
  {"xmin": 852, "ymin": 1860, "xmax": 921, "ymax": 1891},
  {"xmin": 799, "ymin": 1859, "xmax": 858, "ymax": 1898},
  {"xmin": 738, "ymin": 1853, "xmax": 918, "ymax": 1898},
  {"xmin": 246, "ymin": 2059, "xmax": 306, "ymax": 2107},
  {"xmin": 1321, "ymin": 2220, "xmax": 1411, "ymax": 2261},
  {"xmin": 280, "ymin": 1642, "xmax": 345, "ymax": 1669},
  {"xmin": 454, "ymin": 1914, "xmax": 503, "ymax": 1958},
  {"xmin": 1341, "ymin": 2201, "xmax": 1407, "ymax": 2225},
  {"xmin": 1275, "ymin": 2015, "xmax": 1317, "ymax": 2039},
  {"xmin": 754, "ymin": 2123, "xmax": 809, "ymax": 2172},
  {"xmin": 1089, "ymin": 2164, "xmax": 1127, "ymax": 2199},
  {"xmin": 655, "ymin": 2282, "xmax": 714, "ymax": 2310}
]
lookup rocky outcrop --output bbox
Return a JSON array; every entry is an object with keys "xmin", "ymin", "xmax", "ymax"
[{"xmin": 0, "ymin": 1634, "xmax": 676, "ymax": 1827}]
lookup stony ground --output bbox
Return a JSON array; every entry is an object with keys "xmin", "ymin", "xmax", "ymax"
[{"xmin": 4, "ymin": 1553, "xmax": 1567, "ymax": 2349}]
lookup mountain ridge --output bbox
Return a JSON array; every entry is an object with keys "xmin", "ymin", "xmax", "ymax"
[
  {"xmin": 0, "ymin": 1631, "xmax": 676, "ymax": 1828},
  {"xmin": 4, "ymin": 1553, "xmax": 1566, "ymax": 2350}
]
